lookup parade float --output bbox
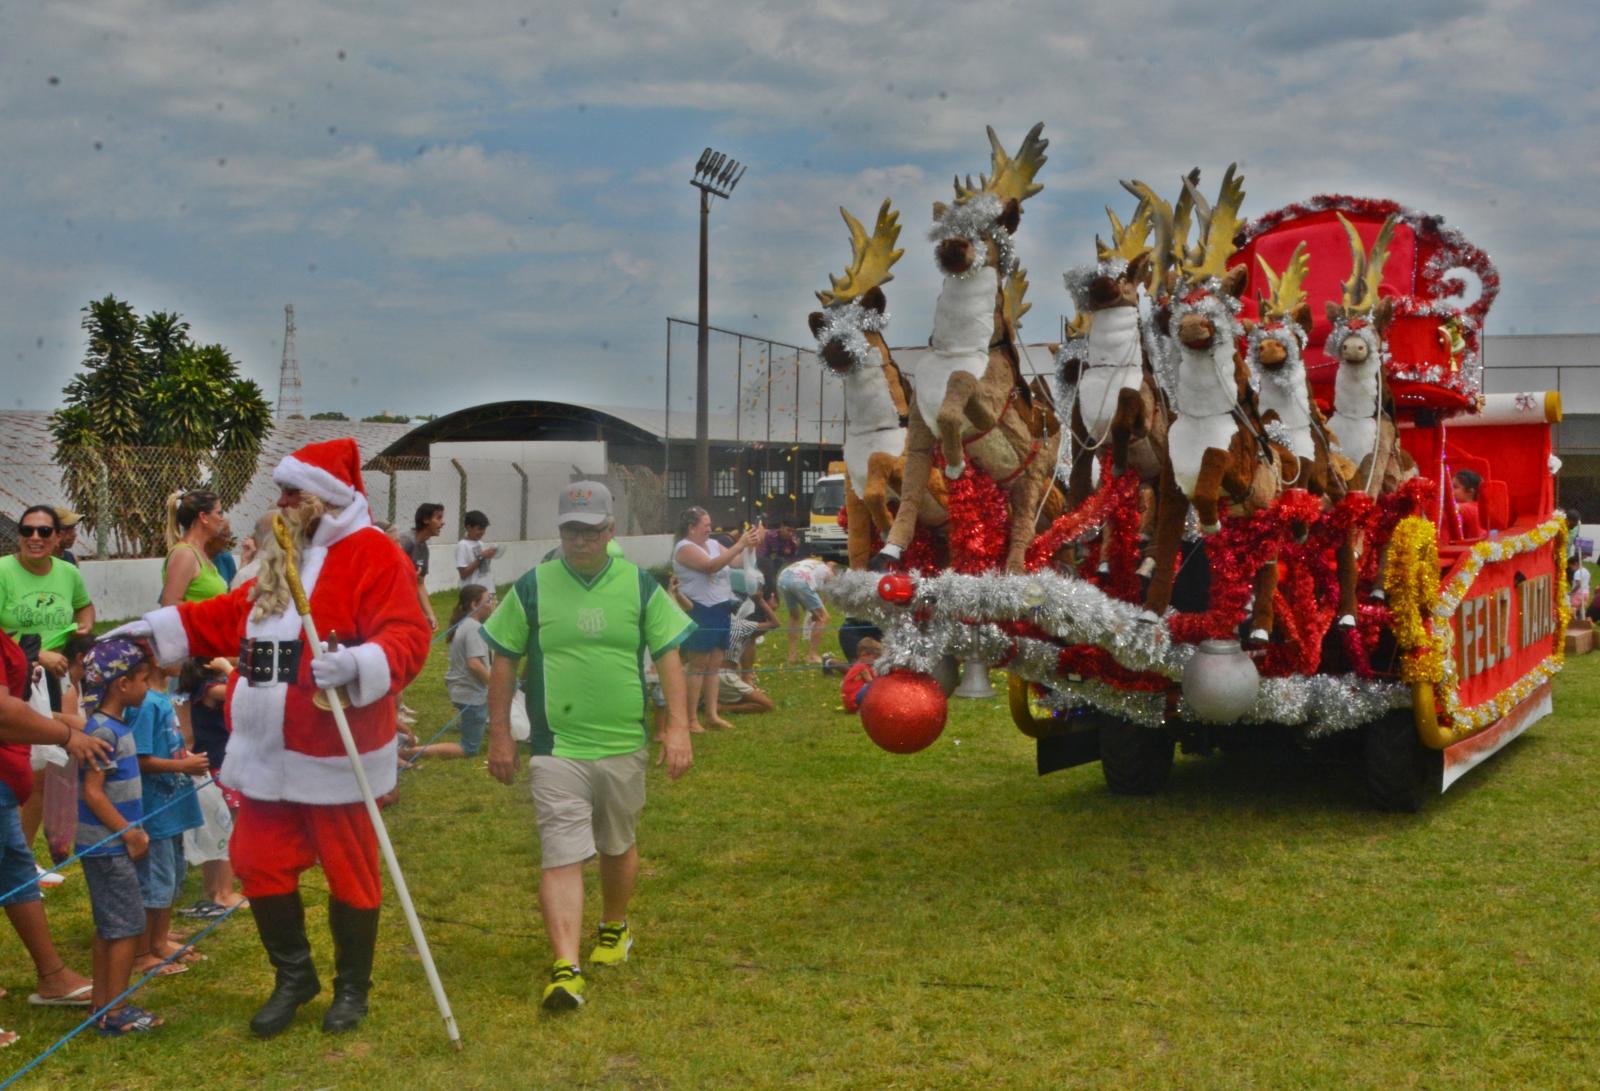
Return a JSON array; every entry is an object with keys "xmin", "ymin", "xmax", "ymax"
[{"xmin": 819, "ymin": 126, "xmax": 1568, "ymax": 811}]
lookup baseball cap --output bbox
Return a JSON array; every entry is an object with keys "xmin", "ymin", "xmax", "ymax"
[
  {"xmin": 54, "ymin": 507, "xmax": 82, "ymax": 527},
  {"xmin": 557, "ymin": 481, "xmax": 613, "ymax": 527},
  {"xmin": 82, "ymin": 638, "xmax": 149, "ymax": 711}
]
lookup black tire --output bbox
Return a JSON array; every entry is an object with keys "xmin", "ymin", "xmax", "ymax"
[
  {"xmin": 1098, "ymin": 718, "xmax": 1175, "ymax": 796},
  {"xmin": 1362, "ymin": 711, "xmax": 1440, "ymax": 812}
]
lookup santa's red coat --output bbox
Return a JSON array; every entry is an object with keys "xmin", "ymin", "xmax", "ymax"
[{"xmin": 146, "ymin": 501, "xmax": 429, "ymax": 805}]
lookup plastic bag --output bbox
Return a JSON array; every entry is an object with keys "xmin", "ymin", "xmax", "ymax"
[
  {"xmin": 27, "ymin": 666, "xmax": 67, "ymax": 771},
  {"xmin": 509, "ymin": 689, "xmax": 531, "ymax": 742},
  {"xmin": 41, "ymin": 758, "xmax": 78, "ymax": 863}
]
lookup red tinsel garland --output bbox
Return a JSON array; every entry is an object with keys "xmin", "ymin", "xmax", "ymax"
[
  {"xmin": 837, "ymin": 496, "xmax": 945, "ymax": 573},
  {"xmin": 1056, "ymin": 645, "xmax": 1171, "ymax": 692},
  {"xmin": 936, "ymin": 450, "xmax": 1010, "ymax": 574}
]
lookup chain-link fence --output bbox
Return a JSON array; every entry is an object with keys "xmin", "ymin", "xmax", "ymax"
[
  {"xmin": 663, "ymin": 320, "xmax": 845, "ymax": 522},
  {"xmin": 0, "ymin": 447, "xmax": 672, "ymax": 558}
]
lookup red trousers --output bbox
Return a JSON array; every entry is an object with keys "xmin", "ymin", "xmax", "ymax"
[{"xmin": 231, "ymin": 797, "xmax": 382, "ymax": 910}]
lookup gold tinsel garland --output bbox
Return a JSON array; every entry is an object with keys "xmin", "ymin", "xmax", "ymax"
[
  {"xmin": 1384, "ymin": 516, "xmax": 1443, "ymax": 684},
  {"xmin": 1394, "ymin": 514, "xmax": 1571, "ymax": 741}
]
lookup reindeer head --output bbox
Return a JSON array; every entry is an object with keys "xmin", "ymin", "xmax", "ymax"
[
  {"xmin": 809, "ymin": 201, "xmax": 904, "ymax": 377},
  {"xmin": 1140, "ymin": 164, "xmax": 1248, "ymax": 351},
  {"xmin": 929, "ymin": 123, "xmax": 1046, "ymax": 277},
  {"xmin": 1247, "ymin": 243, "xmax": 1312, "ymax": 374},
  {"xmin": 1324, "ymin": 213, "xmax": 1399, "ymax": 368},
  {"xmin": 1080, "ymin": 199, "xmax": 1156, "ymax": 310}
]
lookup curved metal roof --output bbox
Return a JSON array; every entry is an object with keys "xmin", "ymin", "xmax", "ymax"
[{"xmin": 373, "ymin": 401, "xmax": 663, "ymax": 459}]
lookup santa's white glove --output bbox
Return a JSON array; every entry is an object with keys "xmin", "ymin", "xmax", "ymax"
[
  {"xmin": 311, "ymin": 647, "xmax": 361, "ymax": 690},
  {"xmin": 101, "ymin": 620, "xmax": 154, "ymax": 644}
]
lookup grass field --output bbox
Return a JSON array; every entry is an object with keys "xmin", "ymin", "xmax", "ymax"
[{"xmin": 6, "ymin": 593, "xmax": 1599, "ymax": 1089}]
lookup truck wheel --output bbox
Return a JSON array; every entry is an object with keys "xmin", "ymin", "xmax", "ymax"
[
  {"xmin": 1098, "ymin": 719, "xmax": 1174, "ymax": 795},
  {"xmin": 1362, "ymin": 711, "xmax": 1439, "ymax": 812}
]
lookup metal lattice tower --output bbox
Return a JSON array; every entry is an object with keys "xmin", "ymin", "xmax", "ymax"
[{"xmin": 277, "ymin": 304, "xmax": 303, "ymax": 419}]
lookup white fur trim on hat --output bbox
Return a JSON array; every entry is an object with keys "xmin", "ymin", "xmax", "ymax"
[{"xmin": 274, "ymin": 453, "xmax": 358, "ymax": 507}]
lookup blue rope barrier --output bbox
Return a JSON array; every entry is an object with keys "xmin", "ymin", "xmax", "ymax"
[
  {"xmin": 0, "ymin": 901, "xmax": 245, "ymax": 1088},
  {"xmin": 0, "ymin": 776, "xmax": 215, "ymax": 905},
  {"xmin": 400, "ymin": 712, "xmax": 462, "ymax": 769}
]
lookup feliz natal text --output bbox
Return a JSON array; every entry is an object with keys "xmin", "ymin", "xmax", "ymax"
[{"xmin": 1455, "ymin": 574, "xmax": 1556, "ymax": 681}]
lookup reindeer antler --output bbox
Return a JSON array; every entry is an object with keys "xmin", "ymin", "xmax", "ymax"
[
  {"xmin": 954, "ymin": 123, "xmax": 1048, "ymax": 206},
  {"xmin": 1095, "ymin": 197, "xmax": 1153, "ymax": 263},
  {"xmin": 1120, "ymin": 174, "xmax": 1191, "ymax": 296},
  {"xmin": 1256, "ymin": 242, "xmax": 1310, "ymax": 321},
  {"xmin": 1336, "ymin": 212, "xmax": 1398, "ymax": 315},
  {"xmin": 1003, "ymin": 267, "xmax": 1032, "ymax": 328},
  {"xmin": 817, "ymin": 199, "xmax": 905, "ymax": 308},
  {"xmin": 1179, "ymin": 163, "xmax": 1245, "ymax": 281}
]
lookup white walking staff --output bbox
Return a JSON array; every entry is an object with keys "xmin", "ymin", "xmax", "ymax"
[{"xmin": 272, "ymin": 516, "xmax": 462, "ymax": 1050}]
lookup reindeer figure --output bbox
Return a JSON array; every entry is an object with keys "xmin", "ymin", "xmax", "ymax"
[
  {"xmin": 1326, "ymin": 212, "xmax": 1418, "ymax": 624},
  {"xmin": 808, "ymin": 200, "xmax": 949, "ymax": 570},
  {"xmin": 1245, "ymin": 242, "xmax": 1350, "ymax": 501},
  {"xmin": 876, "ymin": 124, "xmax": 1064, "ymax": 574},
  {"xmin": 1062, "ymin": 198, "xmax": 1173, "ymax": 500},
  {"xmin": 1137, "ymin": 165, "xmax": 1292, "ymax": 642}
]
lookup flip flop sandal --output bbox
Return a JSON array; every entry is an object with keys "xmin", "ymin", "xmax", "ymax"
[
  {"xmin": 97, "ymin": 1005, "xmax": 163, "ymax": 1037},
  {"xmin": 28, "ymin": 983, "xmax": 92, "ymax": 1007},
  {"xmin": 138, "ymin": 960, "xmax": 188, "ymax": 978},
  {"xmin": 173, "ymin": 947, "xmax": 207, "ymax": 963}
]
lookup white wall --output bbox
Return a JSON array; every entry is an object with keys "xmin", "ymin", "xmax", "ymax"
[
  {"xmin": 78, "ymin": 558, "xmax": 167, "ymax": 624},
  {"xmin": 83, "ymin": 535, "xmax": 678, "ymax": 622},
  {"xmin": 422, "ymin": 534, "xmax": 675, "ymax": 595}
]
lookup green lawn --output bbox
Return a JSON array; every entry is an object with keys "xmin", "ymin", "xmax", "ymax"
[{"xmin": 8, "ymin": 593, "xmax": 1600, "ymax": 1089}]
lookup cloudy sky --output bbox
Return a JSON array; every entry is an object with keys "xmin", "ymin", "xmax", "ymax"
[{"xmin": 3, "ymin": 0, "xmax": 1595, "ymax": 419}]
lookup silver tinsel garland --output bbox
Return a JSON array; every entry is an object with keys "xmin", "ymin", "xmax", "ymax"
[
  {"xmin": 812, "ymin": 300, "xmax": 890, "ymax": 375},
  {"xmin": 1137, "ymin": 285, "xmax": 1180, "ymax": 400},
  {"xmin": 828, "ymin": 567, "xmax": 1414, "ymax": 735},
  {"xmin": 928, "ymin": 193, "xmax": 1016, "ymax": 279}
]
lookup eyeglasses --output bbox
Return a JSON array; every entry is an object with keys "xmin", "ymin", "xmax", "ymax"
[
  {"xmin": 18, "ymin": 525, "xmax": 55, "ymax": 539},
  {"xmin": 558, "ymin": 525, "xmax": 609, "ymax": 542}
]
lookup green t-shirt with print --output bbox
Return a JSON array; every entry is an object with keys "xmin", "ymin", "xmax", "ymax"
[
  {"xmin": 482, "ymin": 556, "xmax": 693, "ymax": 760},
  {"xmin": 0, "ymin": 555, "xmax": 91, "ymax": 650}
]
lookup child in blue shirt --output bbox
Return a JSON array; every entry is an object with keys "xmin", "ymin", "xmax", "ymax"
[
  {"xmin": 78, "ymin": 639, "xmax": 162, "ymax": 1036},
  {"xmin": 128, "ymin": 662, "xmax": 208, "ymax": 977}
]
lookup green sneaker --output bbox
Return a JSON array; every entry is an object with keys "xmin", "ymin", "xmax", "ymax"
[
  {"xmin": 541, "ymin": 960, "xmax": 585, "ymax": 1011},
  {"xmin": 588, "ymin": 921, "xmax": 632, "ymax": 967}
]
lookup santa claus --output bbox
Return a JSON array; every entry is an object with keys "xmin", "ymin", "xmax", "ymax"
[{"xmin": 111, "ymin": 438, "xmax": 430, "ymax": 1037}]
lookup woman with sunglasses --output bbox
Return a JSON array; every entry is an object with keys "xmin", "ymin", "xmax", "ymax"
[{"xmin": 0, "ymin": 506, "xmax": 94, "ymax": 685}]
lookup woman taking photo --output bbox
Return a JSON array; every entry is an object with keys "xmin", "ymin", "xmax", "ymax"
[
  {"xmin": 672, "ymin": 507, "xmax": 760, "ymax": 733},
  {"xmin": 160, "ymin": 489, "xmax": 231, "ymax": 607}
]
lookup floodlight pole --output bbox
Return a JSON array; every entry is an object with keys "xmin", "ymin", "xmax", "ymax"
[
  {"xmin": 690, "ymin": 148, "xmax": 745, "ymax": 511},
  {"xmin": 696, "ymin": 185, "xmax": 712, "ymax": 509}
]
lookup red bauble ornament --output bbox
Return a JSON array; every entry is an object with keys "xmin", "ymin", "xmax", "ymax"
[
  {"xmin": 859, "ymin": 671, "xmax": 947, "ymax": 754},
  {"xmin": 877, "ymin": 573, "xmax": 914, "ymax": 604}
]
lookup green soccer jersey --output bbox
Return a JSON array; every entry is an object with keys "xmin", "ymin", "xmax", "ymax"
[{"xmin": 482, "ymin": 556, "xmax": 693, "ymax": 759}]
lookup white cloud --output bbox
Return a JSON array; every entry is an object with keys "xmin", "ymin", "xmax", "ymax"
[{"xmin": 0, "ymin": 0, "xmax": 1593, "ymax": 416}]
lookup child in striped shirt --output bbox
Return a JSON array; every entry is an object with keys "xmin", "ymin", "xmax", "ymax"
[{"xmin": 78, "ymin": 639, "xmax": 162, "ymax": 1036}]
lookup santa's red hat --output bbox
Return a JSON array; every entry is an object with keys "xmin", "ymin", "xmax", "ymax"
[{"xmin": 273, "ymin": 438, "xmax": 366, "ymax": 507}]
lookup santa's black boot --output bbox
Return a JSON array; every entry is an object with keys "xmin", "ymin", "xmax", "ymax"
[
  {"xmin": 249, "ymin": 892, "xmax": 321, "ymax": 1037},
  {"xmin": 322, "ymin": 899, "xmax": 380, "ymax": 1034}
]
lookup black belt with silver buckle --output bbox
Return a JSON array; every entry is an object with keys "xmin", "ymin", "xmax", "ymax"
[{"xmin": 238, "ymin": 638, "xmax": 303, "ymax": 685}]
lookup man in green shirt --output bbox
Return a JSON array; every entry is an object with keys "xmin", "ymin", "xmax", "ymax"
[{"xmin": 484, "ymin": 481, "xmax": 693, "ymax": 1012}]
